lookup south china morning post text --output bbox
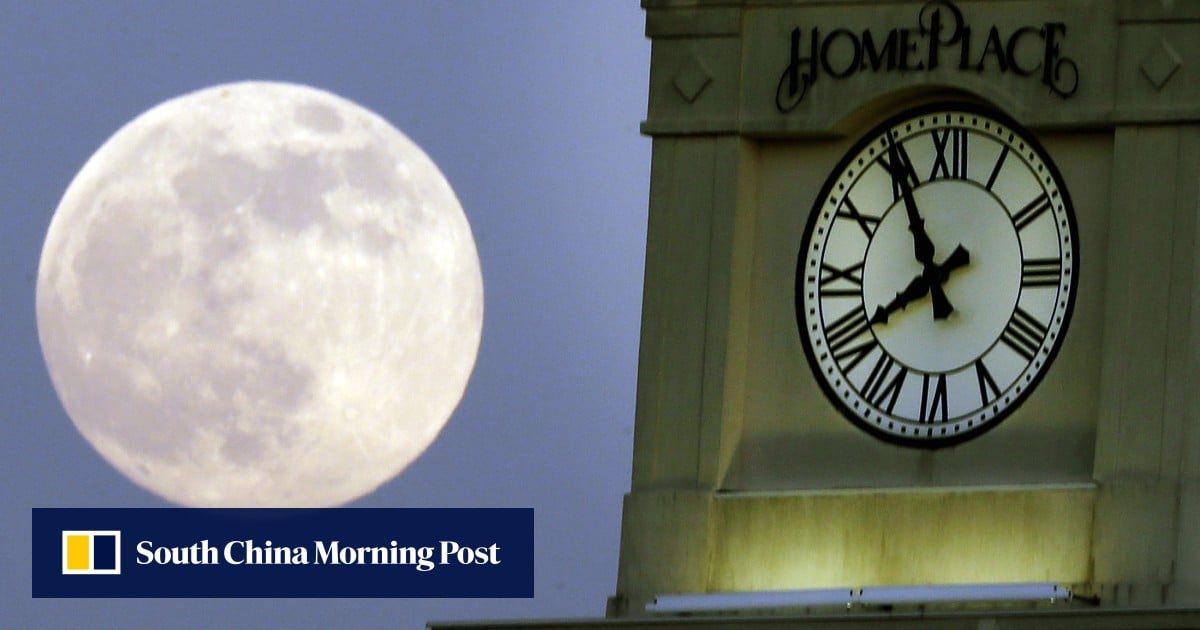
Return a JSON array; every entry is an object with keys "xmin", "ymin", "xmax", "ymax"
[
  {"xmin": 134, "ymin": 538, "xmax": 501, "ymax": 571},
  {"xmin": 32, "ymin": 508, "xmax": 533, "ymax": 598}
]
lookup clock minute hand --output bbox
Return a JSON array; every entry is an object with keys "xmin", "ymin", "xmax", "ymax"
[
  {"xmin": 884, "ymin": 135, "xmax": 972, "ymax": 321},
  {"xmin": 885, "ymin": 135, "xmax": 937, "ymax": 267},
  {"xmin": 909, "ymin": 215, "xmax": 937, "ymax": 268},
  {"xmin": 927, "ymin": 244, "xmax": 970, "ymax": 319}
]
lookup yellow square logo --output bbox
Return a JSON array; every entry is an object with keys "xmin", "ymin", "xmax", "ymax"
[{"xmin": 61, "ymin": 531, "xmax": 121, "ymax": 575}]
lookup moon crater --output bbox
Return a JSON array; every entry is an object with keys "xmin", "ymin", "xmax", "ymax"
[{"xmin": 38, "ymin": 82, "xmax": 483, "ymax": 507}]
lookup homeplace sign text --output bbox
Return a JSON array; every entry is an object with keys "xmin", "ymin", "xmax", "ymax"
[{"xmin": 775, "ymin": 0, "xmax": 1079, "ymax": 112}]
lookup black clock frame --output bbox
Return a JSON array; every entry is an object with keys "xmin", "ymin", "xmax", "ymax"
[{"xmin": 794, "ymin": 100, "xmax": 1080, "ymax": 449}]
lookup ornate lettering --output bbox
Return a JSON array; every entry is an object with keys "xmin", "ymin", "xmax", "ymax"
[{"xmin": 775, "ymin": 0, "xmax": 1079, "ymax": 111}]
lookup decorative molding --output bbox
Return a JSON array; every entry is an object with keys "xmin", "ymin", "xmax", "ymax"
[
  {"xmin": 673, "ymin": 53, "xmax": 714, "ymax": 103},
  {"xmin": 1140, "ymin": 38, "xmax": 1183, "ymax": 91}
]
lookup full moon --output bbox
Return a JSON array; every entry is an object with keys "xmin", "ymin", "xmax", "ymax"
[{"xmin": 36, "ymin": 82, "xmax": 483, "ymax": 507}]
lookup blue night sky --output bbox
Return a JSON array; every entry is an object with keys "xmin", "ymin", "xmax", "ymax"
[{"xmin": 1, "ymin": 3, "xmax": 649, "ymax": 627}]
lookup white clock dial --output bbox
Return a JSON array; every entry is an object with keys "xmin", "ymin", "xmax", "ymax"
[{"xmin": 796, "ymin": 102, "xmax": 1078, "ymax": 447}]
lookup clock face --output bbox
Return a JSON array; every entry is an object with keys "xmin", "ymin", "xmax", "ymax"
[{"xmin": 795, "ymin": 101, "xmax": 1078, "ymax": 447}]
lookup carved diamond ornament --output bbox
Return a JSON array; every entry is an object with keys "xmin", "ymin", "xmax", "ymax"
[
  {"xmin": 1140, "ymin": 38, "xmax": 1182, "ymax": 91},
  {"xmin": 672, "ymin": 53, "xmax": 712, "ymax": 103}
]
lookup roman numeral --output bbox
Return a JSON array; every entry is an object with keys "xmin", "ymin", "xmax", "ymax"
[
  {"xmin": 975, "ymin": 360, "xmax": 1001, "ymax": 405},
  {"xmin": 1012, "ymin": 192, "xmax": 1052, "ymax": 231},
  {"xmin": 1021, "ymin": 257, "xmax": 1061, "ymax": 287},
  {"xmin": 879, "ymin": 136, "xmax": 920, "ymax": 202},
  {"xmin": 920, "ymin": 372, "xmax": 949, "ymax": 423},
  {"xmin": 819, "ymin": 261, "xmax": 864, "ymax": 297},
  {"xmin": 834, "ymin": 337, "xmax": 877, "ymax": 373},
  {"xmin": 930, "ymin": 128, "xmax": 968, "ymax": 180},
  {"xmin": 985, "ymin": 145, "xmax": 1009, "ymax": 191},
  {"xmin": 862, "ymin": 353, "xmax": 906, "ymax": 413},
  {"xmin": 836, "ymin": 198, "xmax": 880, "ymax": 238},
  {"xmin": 826, "ymin": 308, "xmax": 873, "ymax": 355},
  {"xmin": 1000, "ymin": 307, "xmax": 1048, "ymax": 361}
]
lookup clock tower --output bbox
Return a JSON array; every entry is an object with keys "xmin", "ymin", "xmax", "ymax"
[{"xmin": 613, "ymin": 0, "xmax": 1200, "ymax": 623}]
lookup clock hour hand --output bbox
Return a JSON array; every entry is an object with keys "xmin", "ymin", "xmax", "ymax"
[
  {"xmin": 871, "ymin": 274, "xmax": 930, "ymax": 325},
  {"xmin": 872, "ymin": 245, "xmax": 971, "ymax": 325}
]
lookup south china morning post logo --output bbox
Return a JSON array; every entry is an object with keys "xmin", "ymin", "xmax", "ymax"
[
  {"xmin": 133, "ymin": 537, "xmax": 499, "ymax": 571},
  {"xmin": 61, "ymin": 530, "xmax": 121, "ymax": 575},
  {"xmin": 33, "ymin": 508, "xmax": 533, "ymax": 597}
]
